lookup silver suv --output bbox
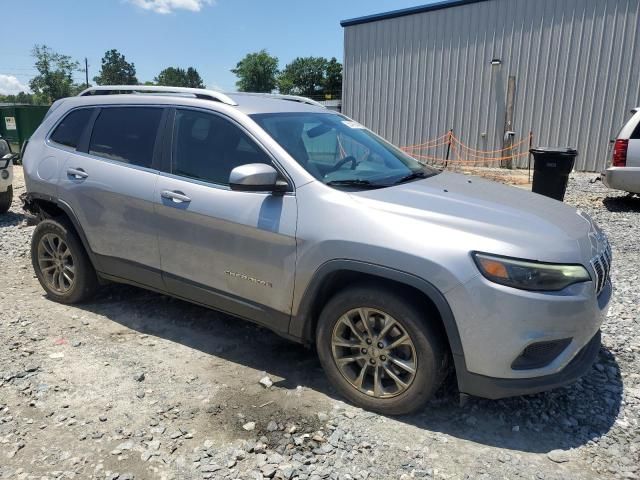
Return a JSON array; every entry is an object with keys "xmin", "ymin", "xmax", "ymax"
[{"xmin": 22, "ymin": 86, "xmax": 612, "ymax": 414}]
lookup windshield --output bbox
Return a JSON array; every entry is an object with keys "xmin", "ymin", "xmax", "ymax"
[{"xmin": 251, "ymin": 112, "xmax": 440, "ymax": 188}]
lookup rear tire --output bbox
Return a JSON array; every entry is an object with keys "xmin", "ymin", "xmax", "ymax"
[
  {"xmin": 31, "ymin": 218, "xmax": 98, "ymax": 304},
  {"xmin": 0, "ymin": 185, "xmax": 12, "ymax": 214},
  {"xmin": 316, "ymin": 284, "xmax": 447, "ymax": 415}
]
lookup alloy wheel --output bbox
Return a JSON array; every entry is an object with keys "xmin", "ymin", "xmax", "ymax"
[
  {"xmin": 331, "ymin": 307, "xmax": 418, "ymax": 398},
  {"xmin": 37, "ymin": 233, "xmax": 75, "ymax": 294}
]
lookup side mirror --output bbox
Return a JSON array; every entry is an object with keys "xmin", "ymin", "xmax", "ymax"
[{"xmin": 229, "ymin": 164, "xmax": 288, "ymax": 193}]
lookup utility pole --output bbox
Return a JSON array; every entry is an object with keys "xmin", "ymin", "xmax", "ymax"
[{"xmin": 84, "ymin": 58, "xmax": 89, "ymax": 88}]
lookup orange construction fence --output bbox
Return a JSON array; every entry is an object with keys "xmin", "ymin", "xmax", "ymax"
[{"xmin": 400, "ymin": 131, "xmax": 533, "ymax": 166}]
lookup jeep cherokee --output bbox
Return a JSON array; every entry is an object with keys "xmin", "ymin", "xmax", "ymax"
[{"xmin": 21, "ymin": 86, "xmax": 612, "ymax": 414}]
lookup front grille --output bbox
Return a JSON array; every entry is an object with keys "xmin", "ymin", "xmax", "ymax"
[
  {"xmin": 511, "ymin": 338, "xmax": 572, "ymax": 370},
  {"xmin": 590, "ymin": 240, "xmax": 612, "ymax": 295}
]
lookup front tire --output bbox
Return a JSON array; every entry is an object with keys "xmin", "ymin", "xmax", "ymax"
[
  {"xmin": 31, "ymin": 218, "xmax": 98, "ymax": 304},
  {"xmin": 0, "ymin": 185, "xmax": 12, "ymax": 213},
  {"xmin": 317, "ymin": 285, "xmax": 447, "ymax": 415}
]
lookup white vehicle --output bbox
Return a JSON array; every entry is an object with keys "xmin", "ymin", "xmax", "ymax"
[
  {"xmin": 0, "ymin": 137, "xmax": 16, "ymax": 213},
  {"xmin": 601, "ymin": 108, "xmax": 640, "ymax": 195}
]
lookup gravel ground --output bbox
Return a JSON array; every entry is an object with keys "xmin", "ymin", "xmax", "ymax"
[{"xmin": 1, "ymin": 168, "xmax": 638, "ymax": 479}]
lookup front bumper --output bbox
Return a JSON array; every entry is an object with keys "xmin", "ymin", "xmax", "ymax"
[
  {"xmin": 456, "ymin": 329, "xmax": 601, "ymax": 399},
  {"xmin": 446, "ymin": 272, "xmax": 611, "ymax": 399},
  {"xmin": 601, "ymin": 166, "xmax": 640, "ymax": 194}
]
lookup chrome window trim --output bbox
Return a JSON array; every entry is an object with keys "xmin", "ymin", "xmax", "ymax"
[
  {"xmin": 54, "ymin": 148, "xmax": 162, "ymax": 176},
  {"xmin": 157, "ymin": 169, "xmax": 295, "ymax": 197}
]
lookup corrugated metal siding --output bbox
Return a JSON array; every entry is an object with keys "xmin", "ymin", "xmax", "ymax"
[{"xmin": 342, "ymin": 0, "xmax": 640, "ymax": 171}]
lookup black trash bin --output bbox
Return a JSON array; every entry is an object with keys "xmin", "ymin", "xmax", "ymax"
[{"xmin": 529, "ymin": 147, "xmax": 578, "ymax": 201}]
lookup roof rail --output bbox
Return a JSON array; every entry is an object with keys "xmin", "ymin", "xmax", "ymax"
[
  {"xmin": 78, "ymin": 85, "xmax": 238, "ymax": 106},
  {"xmin": 233, "ymin": 92, "xmax": 325, "ymax": 108},
  {"xmin": 277, "ymin": 94, "xmax": 326, "ymax": 108}
]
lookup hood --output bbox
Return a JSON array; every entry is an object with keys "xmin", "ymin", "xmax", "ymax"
[{"xmin": 351, "ymin": 172, "xmax": 596, "ymax": 262}]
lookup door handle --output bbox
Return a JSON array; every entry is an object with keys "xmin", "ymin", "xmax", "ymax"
[
  {"xmin": 161, "ymin": 190, "xmax": 191, "ymax": 203},
  {"xmin": 67, "ymin": 167, "xmax": 88, "ymax": 179}
]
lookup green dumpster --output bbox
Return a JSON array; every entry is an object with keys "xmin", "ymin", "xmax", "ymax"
[{"xmin": 0, "ymin": 105, "xmax": 50, "ymax": 154}]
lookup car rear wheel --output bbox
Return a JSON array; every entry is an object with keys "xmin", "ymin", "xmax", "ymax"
[
  {"xmin": 31, "ymin": 218, "xmax": 98, "ymax": 304},
  {"xmin": 0, "ymin": 185, "xmax": 12, "ymax": 214},
  {"xmin": 316, "ymin": 285, "xmax": 448, "ymax": 415}
]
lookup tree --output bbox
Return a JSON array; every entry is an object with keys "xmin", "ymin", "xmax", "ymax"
[
  {"xmin": 231, "ymin": 50, "xmax": 279, "ymax": 93},
  {"xmin": 155, "ymin": 66, "xmax": 205, "ymax": 88},
  {"xmin": 277, "ymin": 57, "xmax": 328, "ymax": 97},
  {"xmin": 0, "ymin": 92, "xmax": 36, "ymax": 105},
  {"xmin": 93, "ymin": 49, "xmax": 138, "ymax": 85},
  {"xmin": 323, "ymin": 57, "xmax": 342, "ymax": 98},
  {"xmin": 29, "ymin": 45, "xmax": 80, "ymax": 103},
  {"xmin": 185, "ymin": 67, "xmax": 205, "ymax": 88}
]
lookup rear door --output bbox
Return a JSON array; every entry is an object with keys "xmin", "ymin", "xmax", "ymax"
[
  {"xmin": 56, "ymin": 105, "xmax": 167, "ymax": 288},
  {"xmin": 154, "ymin": 107, "xmax": 297, "ymax": 331}
]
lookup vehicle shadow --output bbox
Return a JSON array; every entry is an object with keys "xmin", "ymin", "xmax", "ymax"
[
  {"xmin": 0, "ymin": 209, "xmax": 26, "ymax": 227},
  {"xmin": 603, "ymin": 194, "xmax": 640, "ymax": 212},
  {"xmin": 76, "ymin": 282, "xmax": 622, "ymax": 455}
]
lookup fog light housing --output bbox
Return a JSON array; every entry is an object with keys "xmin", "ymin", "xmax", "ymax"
[
  {"xmin": 511, "ymin": 338, "xmax": 572, "ymax": 370},
  {"xmin": 1, "ymin": 170, "xmax": 9, "ymax": 180}
]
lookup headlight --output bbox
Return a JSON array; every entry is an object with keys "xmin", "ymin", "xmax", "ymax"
[{"xmin": 472, "ymin": 252, "xmax": 591, "ymax": 291}]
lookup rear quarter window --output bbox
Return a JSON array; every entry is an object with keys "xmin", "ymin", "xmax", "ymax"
[{"xmin": 50, "ymin": 108, "xmax": 94, "ymax": 149}]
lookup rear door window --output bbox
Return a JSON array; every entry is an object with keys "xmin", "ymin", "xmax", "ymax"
[
  {"xmin": 50, "ymin": 108, "xmax": 94, "ymax": 149},
  {"xmin": 89, "ymin": 107, "xmax": 163, "ymax": 168}
]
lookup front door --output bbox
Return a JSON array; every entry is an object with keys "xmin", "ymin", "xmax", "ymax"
[{"xmin": 154, "ymin": 108, "xmax": 297, "ymax": 332}]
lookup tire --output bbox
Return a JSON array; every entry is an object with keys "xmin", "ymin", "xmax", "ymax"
[
  {"xmin": 0, "ymin": 185, "xmax": 12, "ymax": 214},
  {"xmin": 31, "ymin": 218, "xmax": 98, "ymax": 304},
  {"xmin": 316, "ymin": 284, "xmax": 448, "ymax": 415}
]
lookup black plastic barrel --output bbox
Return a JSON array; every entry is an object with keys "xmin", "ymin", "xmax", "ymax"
[{"xmin": 529, "ymin": 147, "xmax": 578, "ymax": 201}]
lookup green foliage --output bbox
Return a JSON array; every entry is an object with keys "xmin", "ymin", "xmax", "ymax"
[
  {"xmin": 185, "ymin": 67, "xmax": 205, "ymax": 88},
  {"xmin": 277, "ymin": 56, "xmax": 342, "ymax": 98},
  {"xmin": 0, "ymin": 91, "xmax": 38, "ymax": 105},
  {"xmin": 324, "ymin": 57, "xmax": 343, "ymax": 98},
  {"xmin": 231, "ymin": 50, "xmax": 279, "ymax": 93},
  {"xmin": 155, "ymin": 67, "xmax": 205, "ymax": 88},
  {"xmin": 93, "ymin": 49, "xmax": 138, "ymax": 86},
  {"xmin": 277, "ymin": 57, "xmax": 327, "ymax": 96},
  {"xmin": 29, "ymin": 45, "xmax": 80, "ymax": 103}
]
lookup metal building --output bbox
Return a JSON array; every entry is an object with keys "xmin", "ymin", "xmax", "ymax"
[{"xmin": 341, "ymin": 0, "xmax": 640, "ymax": 172}]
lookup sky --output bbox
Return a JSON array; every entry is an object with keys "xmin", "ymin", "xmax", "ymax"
[{"xmin": 1, "ymin": 0, "xmax": 431, "ymax": 95}]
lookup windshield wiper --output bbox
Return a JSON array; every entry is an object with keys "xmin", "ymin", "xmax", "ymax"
[
  {"xmin": 325, "ymin": 179, "xmax": 383, "ymax": 189},
  {"xmin": 393, "ymin": 171, "xmax": 430, "ymax": 185}
]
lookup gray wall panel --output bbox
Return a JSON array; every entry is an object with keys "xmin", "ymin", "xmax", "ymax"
[{"xmin": 342, "ymin": 0, "xmax": 640, "ymax": 171}]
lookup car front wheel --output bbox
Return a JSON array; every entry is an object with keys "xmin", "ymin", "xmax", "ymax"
[{"xmin": 316, "ymin": 285, "xmax": 448, "ymax": 415}]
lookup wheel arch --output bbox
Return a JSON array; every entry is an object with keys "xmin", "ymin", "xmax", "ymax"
[
  {"xmin": 23, "ymin": 193, "xmax": 100, "ymax": 271},
  {"xmin": 290, "ymin": 260, "xmax": 464, "ymax": 359}
]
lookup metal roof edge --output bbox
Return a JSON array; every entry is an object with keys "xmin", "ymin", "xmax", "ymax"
[{"xmin": 340, "ymin": 0, "xmax": 490, "ymax": 27}]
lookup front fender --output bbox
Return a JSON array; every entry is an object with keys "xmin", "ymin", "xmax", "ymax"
[{"xmin": 289, "ymin": 259, "xmax": 464, "ymax": 358}]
